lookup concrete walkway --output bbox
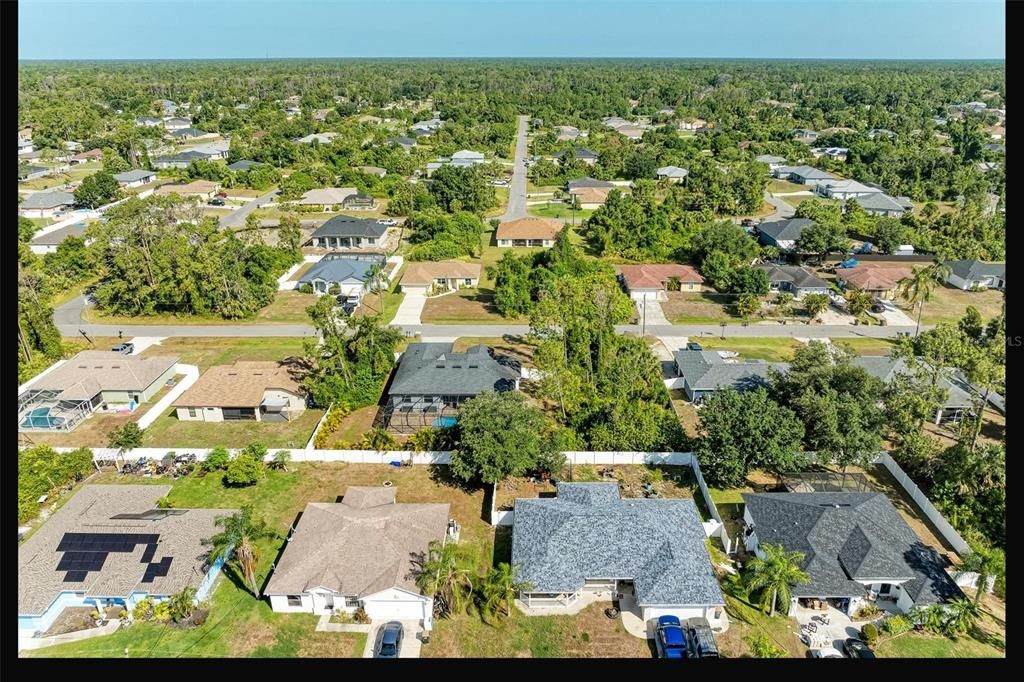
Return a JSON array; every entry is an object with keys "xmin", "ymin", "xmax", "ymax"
[
  {"xmin": 635, "ymin": 297, "xmax": 671, "ymax": 327},
  {"xmin": 127, "ymin": 336, "xmax": 167, "ymax": 355},
  {"xmin": 19, "ymin": 619, "xmax": 121, "ymax": 652},
  {"xmin": 136, "ymin": 363, "xmax": 199, "ymax": 429},
  {"xmin": 392, "ymin": 291, "xmax": 426, "ymax": 325}
]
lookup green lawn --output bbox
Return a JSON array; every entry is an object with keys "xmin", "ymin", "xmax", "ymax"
[
  {"xmin": 139, "ymin": 337, "xmax": 309, "ymax": 373},
  {"xmin": 354, "ymin": 289, "xmax": 405, "ymax": 324},
  {"xmin": 140, "ymin": 408, "xmax": 324, "ymax": 450},
  {"xmin": 830, "ymin": 337, "xmax": 896, "ymax": 355},
  {"xmin": 82, "ymin": 291, "xmax": 318, "ymax": 326},
  {"xmin": 690, "ymin": 337, "xmax": 803, "ymax": 362},
  {"xmin": 767, "ymin": 179, "xmax": 808, "ymax": 194},
  {"xmin": 527, "ymin": 202, "xmax": 595, "ymax": 222},
  {"xmin": 661, "ymin": 292, "xmax": 745, "ymax": 325},
  {"xmin": 875, "ymin": 631, "xmax": 1004, "ymax": 658},
  {"xmin": 913, "ymin": 285, "xmax": 1004, "ymax": 325}
]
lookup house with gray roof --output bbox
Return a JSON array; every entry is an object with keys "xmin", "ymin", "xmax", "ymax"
[
  {"xmin": 567, "ymin": 176, "xmax": 616, "ymax": 191},
  {"xmin": 742, "ymin": 492, "xmax": 963, "ymax": 617},
  {"xmin": 852, "ymin": 192, "xmax": 913, "ymax": 217},
  {"xmin": 226, "ymin": 159, "xmax": 262, "ymax": 171},
  {"xmin": 18, "ymin": 190, "xmax": 77, "ymax": 219},
  {"xmin": 29, "ymin": 222, "xmax": 91, "ymax": 256},
  {"xmin": 162, "ymin": 116, "xmax": 192, "ymax": 131},
  {"xmin": 655, "ymin": 165, "xmax": 689, "ymax": 183},
  {"xmin": 756, "ymin": 264, "xmax": 830, "ymax": 298},
  {"xmin": 754, "ymin": 154, "xmax": 787, "ymax": 170},
  {"xmin": 153, "ymin": 150, "xmax": 216, "ymax": 169},
  {"xmin": 512, "ymin": 483, "xmax": 727, "ymax": 628},
  {"xmin": 134, "ymin": 116, "xmax": 162, "ymax": 127},
  {"xmin": 264, "ymin": 486, "xmax": 450, "ymax": 629},
  {"xmin": 294, "ymin": 132, "xmax": 338, "ymax": 145},
  {"xmin": 113, "ymin": 169, "xmax": 157, "ymax": 188},
  {"xmin": 944, "ymin": 260, "xmax": 1005, "ymax": 291},
  {"xmin": 816, "ymin": 178, "xmax": 882, "ymax": 201},
  {"xmin": 169, "ymin": 127, "xmax": 208, "ymax": 140},
  {"xmin": 297, "ymin": 253, "xmax": 380, "ymax": 298},
  {"xmin": 308, "ymin": 215, "xmax": 388, "ymax": 249},
  {"xmin": 383, "ymin": 343, "xmax": 520, "ymax": 432},
  {"xmin": 18, "ymin": 164, "xmax": 51, "ymax": 182},
  {"xmin": 771, "ymin": 165, "xmax": 837, "ymax": 187},
  {"xmin": 672, "ymin": 350, "xmax": 785, "ymax": 403},
  {"xmin": 18, "ymin": 485, "xmax": 234, "ymax": 638},
  {"xmin": 553, "ymin": 147, "xmax": 599, "ymax": 165},
  {"xmin": 389, "ymin": 136, "xmax": 417, "ymax": 152},
  {"xmin": 791, "ymin": 128, "xmax": 819, "ymax": 143},
  {"xmin": 867, "ymin": 128, "xmax": 897, "ymax": 140},
  {"xmin": 756, "ymin": 217, "xmax": 816, "ymax": 251}
]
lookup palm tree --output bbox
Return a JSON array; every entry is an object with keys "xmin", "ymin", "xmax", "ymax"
[
  {"xmin": 479, "ymin": 563, "xmax": 531, "ymax": 621},
  {"xmin": 955, "ymin": 546, "xmax": 1005, "ymax": 606},
  {"xmin": 897, "ymin": 261, "xmax": 952, "ymax": 337},
  {"xmin": 845, "ymin": 289, "xmax": 874, "ymax": 318},
  {"xmin": 416, "ymin": 540, "xmax": 476, "ymax": 618},
  {"xmin": 744, "ymin": 544, "xmax": 811, "ymax": 617},
  {"xmin": 209, "ymin": 506, "xmax": 279, "ymax": 597},
  {"xmin": 942, "ymin": 597, "xmax": 981, "ymax": 636}
]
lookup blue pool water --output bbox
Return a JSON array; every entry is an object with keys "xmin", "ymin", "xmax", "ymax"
[
  {"xmin": 20, "ymin": 407, "xmax": 67, "ymax": 429},
  {"xmin": 433, "ymin": 416, "xmax": 457, "ymax": 428}
]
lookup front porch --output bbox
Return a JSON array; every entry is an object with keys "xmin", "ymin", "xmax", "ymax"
[{"xmin": 791, "ymin": 600, "xmax": 885, "ymax": 652}]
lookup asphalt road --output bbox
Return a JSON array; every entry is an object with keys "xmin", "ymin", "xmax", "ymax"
[
  {"xmin": 501, "ymin": 115, "xmax": 530, "ymax": 221},
  {"xmin": 219, "ymin": 188, "xmax": 281, "ymax": 228}
]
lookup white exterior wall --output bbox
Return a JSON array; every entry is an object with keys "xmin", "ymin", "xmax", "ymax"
[
  {"xmin": 263, "ymin": 389, "xmax": 305, "ymax": 412},
  {"xmin": 642, "ymin": 605, "xmax": 727, "ymax": 629},
  {"xmin": 629, "ymin": 289, "xmax": 667, "ymax": 302},
  {"xmin": 401, "ymin": 283, "xmax": 430, "ymax": 295},
  {"xmin": 269, "ymin": 594, "xmax": 316, "ymax": 613},
  {"xmin": 20, "ymin": 206, "xmax": 69, "ymax": 219},
  {"xmin": 361, "ymin": 588, "xmax": 432, "ymax": 623},
  {"xmin": 177, "ymin": 406, "xmax": 225, "ymax": 422}
]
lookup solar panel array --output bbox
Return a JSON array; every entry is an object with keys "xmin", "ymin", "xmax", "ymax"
[{"xmin": 55, "ymin": 532, "xmax": 166, "ymax": 584}]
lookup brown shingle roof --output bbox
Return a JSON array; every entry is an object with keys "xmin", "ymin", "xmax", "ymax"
[
  {"xmin": 496, "ymin": 217, "xmax": 563, "ymax": 241},
  {"xmin": 174, "ymin": 361, "xmax": 304, "ymax": 409},
  {"xmin": 30, "ymin": 351, "xmax": 178, "ymax": 401},
  {"xmin": 401, "ymin": 260, "xmax": 481, "ymax": 286},
  {"xmin": 838, "ymin": 265, "xmax": 915, "ymax": 291},
  {"xmin": 18, "ymin": 485, "xmax": 235, "ymax": 615},
  {"xmin": 569, "ymin": 186, "xmax": 612, "ymax": 205},
  {"xmin": 263, "ymin": 487, "xmax": 449, "ymax": 598},
  {"xmin": 71, "ymin": 149, "xmax": 103, "ymax": 162},
  {"xmin": 618, "ymin": 264, "xmax": 704, "ymax": 290}
]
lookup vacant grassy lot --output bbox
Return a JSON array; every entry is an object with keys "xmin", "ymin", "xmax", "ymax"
[
  {"xmin": 420, "ymin": 289, "xmax": 524, "ymax": 325},
  {"xmin": 767, "ymin": 179, "xmax": 808, "ymax": 194},
  {"xmin": 661, "ymin": 292, "xmax": 743, "ymax": 324},
  {"xmin": 875, "ymin": 592, "xmax": 1004, "ymax": 659},
  {"xmin": 526, "ymin": 202, "xmax": 595, "ymax": 222},
  {"xmin": 689, "ymin": 336, "xmax": 803, "ymax": 362},
  {"xmin": 486, "ymin": 187, "xmax": 510, "ymax": 218},
  {"xmin": 896, "ymin": 284, "xmax": 1003, "ymax": 326},
  {"xmin": 830, "ymin": 337, "xmax": 896, "ymax": 355},
  {"xmin": 353, "ymin": 289, "xmax": 405, "ymax": 324},
  {"xmin": 140, "ymin": 337, "xmax": 308, "ymax": 373},
  {"xmin": 140, "ymin": 408, "xmax": 324, "ymax": 450},
  {"xmin": 321, "ymin": 405, "xmax": 380, "ymax": 448},
  {"xmin": 83, "ymin": 291, "xmax": 318, "ymax": 326}
]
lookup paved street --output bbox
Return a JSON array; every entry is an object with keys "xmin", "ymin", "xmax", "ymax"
[
  {"xmin": 219, "ymin": 188, "xmax": 280, "ymax": 228},
  {"xmin": 501, "ymin": 115, "xmax": 530, "ymax": 221}
]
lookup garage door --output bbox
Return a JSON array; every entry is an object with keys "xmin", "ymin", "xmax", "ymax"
[{"xmin": 363, "ymin": 599, "xmax": 426, "ymax": 621}]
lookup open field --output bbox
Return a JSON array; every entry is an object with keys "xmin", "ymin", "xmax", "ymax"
[
  {"xmin": 688, "ymin": 336, "xmax": 803, "ymax": 362},
  {"xmin": 661, "ymin": 291, "xmax": 744, "ymax": 324},
  {"xmin": 894, "ymin": 284, "xmax": 1003, "ymax": 326},
  {"xmin": 526, "ymin": 202, "xmax": 596, "ymax": 221},
  {"xmin": 139, "ymin": 337, "xmax": 308, "ymax": 372},
  {"xmin": 140, "ymin": 408, "xmax": 324, "ymax": 450},
  {"xmin": 767, "ymin": 179, "xmax": 807, "ymax": 194},
  {"xmin": 82, "ymin": 290, "xmax": 318, "ymax": 326},
  {"xmin": 420, "ymin": 289, "xmax": 525, "ymax": 325}
]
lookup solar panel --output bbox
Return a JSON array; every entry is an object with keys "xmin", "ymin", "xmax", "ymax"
[{"xmin": 63, "ymin": 571, "xmax": 88, "ymax": 583}]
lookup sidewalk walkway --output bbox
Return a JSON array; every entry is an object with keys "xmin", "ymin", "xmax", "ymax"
[{"xmin": 136, "ymin": 363, "xmax": 199, "ymax": 429}]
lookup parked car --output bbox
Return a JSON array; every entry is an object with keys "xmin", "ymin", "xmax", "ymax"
[
  {"xmin": 377, "ymin": 218, "xmax": 398, "ymax": 226},
  {"xmin": 111, "ymin": 342, "xmax": 135, "ymax": 354},
  {"xmin": 842, "ymin": 638, "xmax": 875, "ymax": 659},
  {"xmin": 686, "ymin": 617, "xmax": 719, "ymax": 658},
  {"xmin": 809, "ymin": 648, "xmax": 845, "ymax": 658},
  {"xmin": 654, "ymin": 615, "xmax": 689, "ymax": 659},
  {"xmin": 870, "ymin": 300, "xmax": 886, "ymax": 313},
  {"xmin": 207, "ymin": 198, "xmax": 225, "ymax": 206},
  {"xmin": 686, "ymin": 342, "xmax": 703, "ymax": 351},
  {"xmin": 376, "ymin": 621, "xmax": 404, "ymax": 658}
]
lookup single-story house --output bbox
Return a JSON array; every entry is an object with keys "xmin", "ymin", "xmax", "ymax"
[
  {"xmin": 182, "ymin": 140, "xmax": 229, "ymax": 161},
  {"xmin": 18, "ymin": 190, "xmax": 77, "ymax": 219},
  {"xmin": 356, "ymin": 165, "xmax": 387, "ymax": 178},
  {"xmin": 29, "ymin": 222, "xmax": 91, "ymax": 255},
  {"xmin": 383, "ymin": 343, "xmax": 520, "ymax": 430},
  {"xmin": 618, "ymin": 264, "xmax": 705, "ymax": 300},
  {"xmin": 265, "ymin": 487, "xmax": 450, "ymax": 630},
  {"xmin": 19, "ymin": 351, "xmax": 179, "ymax": 432},
  {"xmin": 742, "ymin": 492, "xmax": 964, "ymax": 617},
  {"xmin": 569, "ymin": 186, "xmax": 615, "ymax": 209},
  {"xmin": 18, "ymin": 138, "xmax": 35, "ymax": 154},
  {"xmin": 817, "ymin": 179, "xmax": 883, "ymax": 201},
  {"xmin": 174, "ymin": 361, "xmax": 305, "ymax": 423},
  {"xmin": 772, "ymin": 165, "xmax": 838, "ymax": 188},
  {"xmin": 153, "ymin": 146, "xmax": 226, "ymax": 168},
  {"xmin": 18, "ymin": 485, "xmax": 234, "ymax": 638},
  {"xmin": 451, "ymin": 149, "xmax": 486, "ymax": 163},
  {"xmin": 615, "ymin": 125, "xmax": 646, "ymax": 140},
  {"xmin": 342, "ymin": 193, "xmax": 376, "ymax": 210},
  {"xmin": 555, "ymin": 125, "xmax": 586, "ymax": 141},
  {"xmin": 495, "ymin": 217, "xmax": 562, "ymax": 247},
  {"xmin": 400, "ymin": 260, "xmax": 481, "ymax": 295},
  {"xmin": 603, "ymin": 116, "xmax": 631, "ymax": 129},
  {"xmin": 389, "ymin": 136, "xmax": 417, "ymax": 152},
  {"xmin": 155, "ymin": 179, "xmax": 221, "ymax": 200},
  {"xmin": 294, "ymin": 132, "xmax": 338, "ymax": 145},
  {"xmin": 553, "ymin": 147, "xmax": 598, "ymax": 165},
  {"xmin": 158, "ymin": 99, "xmax": 179, "ymax": 115},
  {"xmin": 512, "ymin": 483, "xmax": 727, "ymax": 628},
  {"xmin": 985, "ymin": 125, "xmax": 1005, "ymax": 141},
  {"xmin": 169, "ymin": 127, "xmax": 209, "ymax": 141},
  {"xmin": 162, "ymin": 116, "xmax": 192, "ymax": 131},
  {"xmin": 297, "ymin": 254, "xmax": 378, "ymax": 298},
  {"xmin": 69, "ymin": 148, "xmax": 104, "ymax": 165},
  {"xmin": 836, "ymin": 264, "xmax": 915, "ymax": 299},
  {"xmin": 226, "ymin": 159, "xmax": 262, "ymax": 172},
  {"xmin": 791, "ymin": 128, "xmax": 819, "ymax": 143},
  {"xmin": 852, "ymin": 356, "xmax": 977, "ymax": 424},
  {"xmin": 113, "ymin": 169, "xmax": 157, "ymax": 188},
  {"xmin": 566, "ymin": 177, "xmax": 615, "ymax": 192},
  {"xmin": 678, "ymin": 118, "xmax": 707, "ymax": 131},
  {"xmin": 984, "ymin": 143, "xmax": 1005, "ymax": 154},
  {"xmin": 294, "ymin": 187, "xmax": 358, "ymax": 210},
  {"xmin": 755, "ymin": 154, "xmax": 787, "ymax": 170},
  {"xmin": 853, "ymin": 192, "xmax": 913, "ymax": 218},
  {"xmin": 134, "ymin": 116, "xmax": 162, "ymax": 127},
  {"xmin": 655, "ymin": 165, "xmax": 689, "ymax": 183},
  {"xmin": 411, "ymin": 117, "xmax": 444, "ymax": 134},
  {"xmin": 673, "ymin": 349, "xmax": 785, "ymax": 403},
  {"xmin": 307, "ymin": 215, "xmax": 388, "ymax": 249},
  {"xmin": 756, "ymin": 217, "xmax": 816, "ymax": 252},
  {"xmin": 757, "ymin": 264, "xmax": 831, "ymax": 298},
  {"xmin": 19, "ymin": 164, "xmax": 51, "ymax": 181},
  {"xmin": 18, "ymin": 149, "xmax": 45, "ymax": 162},
  {"xmin": 977, "ymin": 161, "xmax": 1000, "ymax": 172},
  {"xmin": 944, "ymin": 260, "xmax": 1006, "ymax": 291},
  {"xmin": 867, "ymin": 128, "xmax": 897, "ymax": 140}
]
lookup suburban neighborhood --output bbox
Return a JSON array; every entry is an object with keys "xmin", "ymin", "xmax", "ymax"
[{"xmin": 15, "ymin": 5, "xmax": 1006, "ymax": 664}]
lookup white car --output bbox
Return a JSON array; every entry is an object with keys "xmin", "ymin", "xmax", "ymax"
[
  {"xmin": 489, "ymin": 179, "xmax": 509, "ymax": 186},
  {"xmin": 809, "ymin": 648, "xmax": 845, "ymax": 658},
  {"xmin": 376, "ymin": 218, "xmax": 398, "ymax": 226}
]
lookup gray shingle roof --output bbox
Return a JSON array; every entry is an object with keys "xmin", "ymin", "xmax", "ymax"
[
  {"xmin": 30, "ymin": 222, "xmax": 88, "ymax": 246},
  {"xmin": 113, "ymin": 169, "xmax": 156, "ymax": 183},
  {"xmin": 567, "ymin": 177, "xmax": 616, "ymax": 191},
  {"xmin": 20, "ymin": 191, "xmax": 76, "ymax": 210},
  {"xmin": 853, "ymin": 193, "xmax": 909, "ymax": 213},
  {"xmin": 388, "ymin": 343, "xmax": 520, "ymax": 398},
  {"xmin": 169, "ymin": 127, "xmax": 207, "ymax": 138},
  {"xmin": 298, "ymin": 256, "xmax": 374, "ymax": 285},
  {"xmin": 390, "ymin": 136, "xmax": 416, "ymax": 146},
  {"xmin": 755, "ymin": 154, "xmax": 787, "ymax": 164},
  {"xmin": 673, "ymin": 350, "xmax": 783, "ymax": 393},
  {"xmin": 742, "ymin": 493, "xmax": 963, "ymax": 605},
  {"xmin": 512, "ymin": 483, "xmax": 725, "ymax": 607},
  {"xmin": 944, "ymin": 259, "xmax": 1005, "ymax": 281},
  {"xmin": 757, "ymin": 218, "xmax": 816, "ymax": 243},
  {"xmin": 19, "ymin": 485, "xmax": 235, "ymax": 615},
  {"xmin": 757, "ymin": 264, "xmax": 829, "ymax": 289},
  {"xmin": 310, "ymin": 216, "xmax": 387, "ymax": 239},
  {"xmin": 553, "ymin": 147, "xmax": 598, "ymax": 160},
  {"xmin": 849, "ymin": 356, "xmax": 973, "ymax": 409},
  {"xmin": 227, "ymin": 160, "xmax": 261, "ymax": 171}
]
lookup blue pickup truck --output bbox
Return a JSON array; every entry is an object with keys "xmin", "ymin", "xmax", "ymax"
[{"xmin": 655, "ymin": 616, "xmax": 689, "ymax": 658}]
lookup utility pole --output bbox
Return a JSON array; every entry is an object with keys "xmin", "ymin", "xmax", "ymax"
[{"xmin": 642, "ymin": 293, "xmax": 647, "ymax": 337}]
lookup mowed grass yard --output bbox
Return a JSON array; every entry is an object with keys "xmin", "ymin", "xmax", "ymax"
[
  {"xmin": 140, "ymin": 408, "xmax": 324, "ymax": 450},
  {"xmin": 661, "ymin": 291, "xmax": 744, "ymax": 324},
  {"xmin": 420, "ymin": 289, "xmax": 526, "ymax": 325},
  {"xmin": 140, "ymin": 337, "xmax": 308, "ymax": 373},
  {"xmin": 82, "ymin": 291, "xmax": 318, "ymax": 326},
  {"xmin": 526, "ymin": 202, "xmax": 596, "ymax": 222},
  {"xmin": 894, "ymin": 284, "xmax": 1003, "ymax": 326}
]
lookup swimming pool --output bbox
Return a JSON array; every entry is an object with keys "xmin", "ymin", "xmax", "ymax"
[
  {"xmin": 433, "ymin": 416, "xmax": 457, "ymax": 428},
  {"xmin": 20, "ymin": 407, "xmax": 67, "ymax": 430}
]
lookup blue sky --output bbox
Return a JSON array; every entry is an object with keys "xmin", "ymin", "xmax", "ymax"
[{"xmin": 19, "ymin": 0, "xmax": 1005, "ymax": 60}]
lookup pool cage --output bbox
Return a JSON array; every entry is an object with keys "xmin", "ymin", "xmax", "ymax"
[
  {"xmin": 776, "ymin": 471, "xmax": 875, "ymax": 494},
  {"xmin": 18, "ymin": 389, "xmax": 98, "ymax": 432},
  {"xmin": 377, "ymin": 395, "xmax": 466, "ymax": 434}
]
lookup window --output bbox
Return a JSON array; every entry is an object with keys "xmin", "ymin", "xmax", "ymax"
[
  {"xmin": 188, "ymin": 408, "xmax": 197, "ymax": 418},
  {"xmin": 688, "ymin": 282, "xmax": 694, "ymax": 290},
  {"xmin": 286, "ymin": 595, "xmax": 302, "ymax": 607},
  {"xmin": 879, "ymin": 583, "xmax": 891, "ymax": 595},
  {"xmin": 223, "ymin": 407, "xmax": 257, "ymax": 421},
  {"xmin": 464, "ymin": 279, "xmax": 473, "ymax": 286},
  {"xmin": 344, "ymin": 597, "xmax": 360, "ymax": 608}
]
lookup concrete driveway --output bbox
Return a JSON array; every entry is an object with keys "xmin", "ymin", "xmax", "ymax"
[
  {"xmin": 634, "ymin": 297, "xmax": 671, "ymax": 327},
  {"xmin": 363, "ymin": 621, "xmax": 423, "ymax": 658},
  {"xmin": 219, "ymin": 188, "xmax": 280, "ymax": 229},
  {"xmin": 392, "ymin": 291, "xmax": 426, "ymax": 326},
  {"xmin": 875, "ymin": 300, "xmax": 917, "ymax": 326}
]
